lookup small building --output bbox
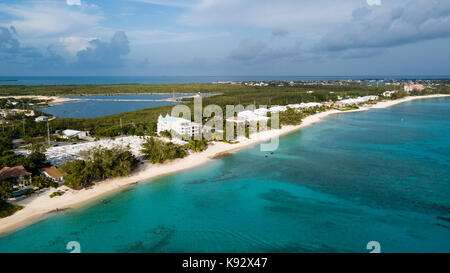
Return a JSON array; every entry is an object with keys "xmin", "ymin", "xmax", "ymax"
[
  {"xmin": 404, "ymin": 84, "xmax": 425, "ymax": 93},
  {"xmin": 157, "ymin": 114, "xmax": 202, "ymax": 137},
  {"xmin": 61, "ymin": 129, "xmax": 89, "ymax": 139},
  {"xmin": 0, "ymin": 166, "xmax": 32, "ymax": 193},
  {"xmin": 40, "ymin": 166, "xmax": 67, "ymax": 184},
  {"xmin": 35, "ymin": 116, "xmax": 49, "ymax": 122}
]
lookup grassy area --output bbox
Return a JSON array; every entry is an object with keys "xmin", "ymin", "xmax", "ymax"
[{"xmin": 0, "ymin": 200, "xmax": 23, "ymax": 218}]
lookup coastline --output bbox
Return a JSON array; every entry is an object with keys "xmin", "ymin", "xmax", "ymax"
[
  {"xmin": 0, "ymin": 95, "xmax": 77, "ymax": 106},
  {"xmin": 0, "ymin": 94, "xmax": 449, "ymax": 237}
]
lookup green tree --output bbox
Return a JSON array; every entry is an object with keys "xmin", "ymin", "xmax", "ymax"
[
  {"xmin": 187, "ymin": 139, "xmax": 208, "ymax": 152},
  {"xmin": 62, "ymin": 146, "xmax": 139, "ymax": 190},
  {"xmin": 141, "ymin": 137, "xmax": 187, "ymax": 164}
]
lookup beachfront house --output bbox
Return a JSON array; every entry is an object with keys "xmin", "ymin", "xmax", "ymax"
[
  {"xmin": 157, "ymin": 114, "xmax": 202, "ymax": 137},
  {"xmin": 40, "ymin": 166, "xmax": 67, "ymax": 184},
  {"xmin": 404, "ymin": 84, "xmax": 425, "ymax": 93},
  {"xmin": 61, "ymin": 129, "xmax": 89, "ymax": 139},
  {"xmin": 35, "ymin": 116, "xmax": 49, "ymax": 122},
  {"xmin": 0, "ymin": 166, "xmax": 32, "ymax": 196}
]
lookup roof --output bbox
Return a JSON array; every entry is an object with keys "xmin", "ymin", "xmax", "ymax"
[
  {"xmin": 226, "ymin": 116, "xmax": 246, "ymax": 123},
  {"xmin": 62, "ymin": 129, "xmax": 82, "ymax": 137},
  {"xmin": 40, "ymin": 166, "xmax": 67, "ymax": 179},
  {"xmin": 0, "ymin": 166, "xmax": 32, "ymax": 181},
  {"xmin": 158, "ymin": 114, "xmax": 192, "ymax": 124},
  {"xmin": 254, "ymin": 108, "xmax": 269, "ymax": 116},
  {"xmin": 269, "ymin": 106, "xmax": 287, "ymax": 113}
]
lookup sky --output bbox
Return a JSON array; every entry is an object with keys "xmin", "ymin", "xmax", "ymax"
[{"xmin": 0, "ymin": 0, "xmax": 449, "ymax": 76}]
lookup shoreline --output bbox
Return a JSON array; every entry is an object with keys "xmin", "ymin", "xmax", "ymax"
[
  {"xmin": 0, "ymin": 94, "xmax": 449, "ymax": 237},
  {"xmin": 0, "ymin": 95, "xmax": 78, "ymax": 106}
]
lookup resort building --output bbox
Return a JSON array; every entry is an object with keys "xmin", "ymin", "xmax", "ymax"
[
  {"xmin": 237, "ymin": 111, "xmax": 269, "ymax": 122},
  {"xmin": 404, "ymin": 84, "xmax": 425, "ymax": 93},
  {"xmin": 61, "ymin": 129, "xmax": 89, "ymax": 139},
  {"xmin": 0, "ymin": 166, "xmax": 32, "ymax": 194},
  {"xmin": 324, "ymin": 101, "xmax": 334, "ymax": 108},
  {"xmin": 254, "ymin": 108, "xmax": 269, "ymax": 116},
  {"xmin": 157, "ymin": 114, "xmax": 202, "ymax": 137},
  {"xmin": 226, "ymin": 116, "xmax": 247, "ymax": 124},
  {"xmin": 339, "ymin": 96, "xmax": 379, "ymax": 106},
  {"xmin": 40, "ymin": 166, "xmax": 67, "ymax": 184},
  {"xmin": 268, "ymin": 106, "xmax": 288, "ymax": 113},
  {"xmin": 35, "ymin": 116, "xmax": 49, "ymax": 122},
  {"xmin": 287, "ymin": 102, "xmax": 323, "ymax": 109}
]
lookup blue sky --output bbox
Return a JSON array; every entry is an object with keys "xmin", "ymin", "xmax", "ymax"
[{"xmin": 0, "ymin": 0, "xmax": 449, "ymax": 76}]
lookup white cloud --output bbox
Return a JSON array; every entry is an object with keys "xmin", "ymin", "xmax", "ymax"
[
  {"xmin": 0, "ymin": 2, "xmax": 104, "ymax": 39},
  {"xmin": 126, "ymin": 29, "xmax": 230, "ymax": 46},
  {"xmin": 60, "ymin": 36, "xmax": 96, "ymax": 57},
  {"xmin": 367, "ymin": 0, "xmax": 382, "ymax": 6},
  {"xmin": 66, "ymin": 0, "xmax": 82, "ymax": 6},
  {"xmin": 178, "ymin": 0, "xmax": 362, "ymax": 32},
  {"xmin": 135, "ymin": 0, "xmax": 198, "ymax": 8},
  {"xmin": 317, "ymin": 0, "xmax": 450, "ymax": 52}
]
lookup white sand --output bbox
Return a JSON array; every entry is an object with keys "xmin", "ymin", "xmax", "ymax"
[
  {"xmin": 0, "ymin": 95, "xmax": 77, "ymax": 105},
  {"xmin": 0, "ymin": 94, "xmax": 449, "ymax": 236}
]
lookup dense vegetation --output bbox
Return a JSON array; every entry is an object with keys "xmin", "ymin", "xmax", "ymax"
[
  {"xmin": 141, "ymin": 137, "xmax": 187, "ymax": 164},
  {"xmin": 61, "ymin": 146, "xmax": 139, "ymax": 190},
  {"xmin": 0, "ymin": 137, "xmax": 48, "ymax": 203},
  {"xmin": 186, "ymin": 139, "xmax": 208, "ymax": 152}
]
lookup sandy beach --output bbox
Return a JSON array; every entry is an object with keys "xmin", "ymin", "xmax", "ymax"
[
  {"xmin": 0, "ymin": 95, "xmax": 77, "ymax": 106},
  {"xmin": 0, "ymin": 94, "xmax": 449, "ymax": 236}
]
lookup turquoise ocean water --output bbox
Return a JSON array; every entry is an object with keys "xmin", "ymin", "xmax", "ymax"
[{"xmin": 0, "ymin": 98, "xmax": 449, "ymax": 253}]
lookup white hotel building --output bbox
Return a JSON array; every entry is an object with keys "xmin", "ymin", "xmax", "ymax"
[{"xmin": 157, "ymin": 114, "xmax": 202, "ymax": 137}]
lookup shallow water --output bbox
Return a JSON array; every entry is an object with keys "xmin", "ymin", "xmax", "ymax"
[
  {"xmin": 38, "ymin": 94, "xmax": 214, "ymax": 118},
  {"xmin": 37, "ymin": 94, "xmax": 187, "ymax": 119},
  {"xmin": 1, "ymin": 97, "xmax": 449, "ymax": 253}
]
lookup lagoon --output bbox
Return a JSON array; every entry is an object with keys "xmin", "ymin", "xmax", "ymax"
[
  {"xmin": 38, "ymin": 94, "xmax": 190, "ymax": 119},
  {"xmin": 1, "ymin": 98, "xmax": 449, "ymax": 253}
]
